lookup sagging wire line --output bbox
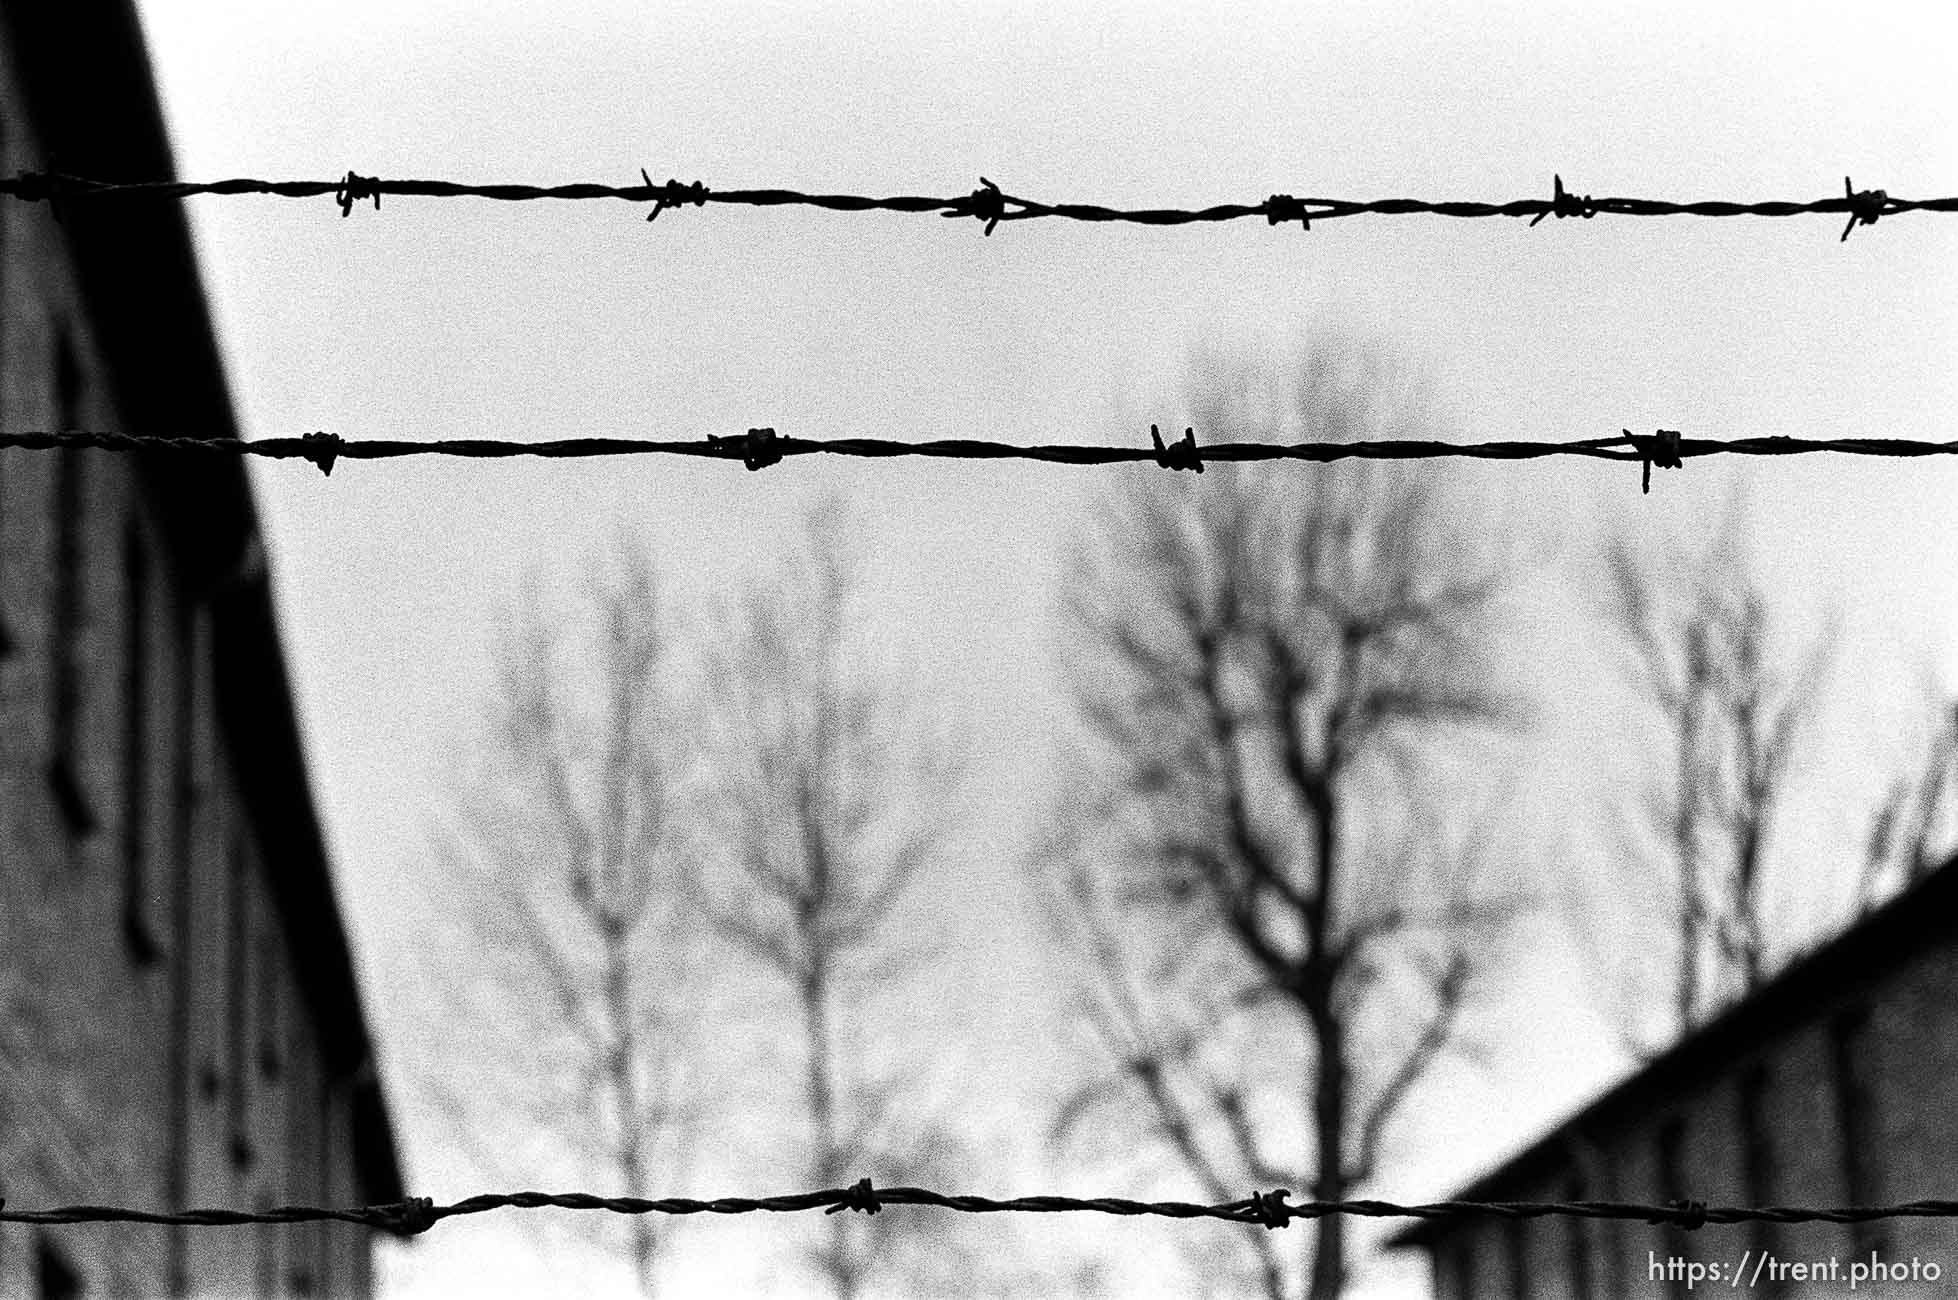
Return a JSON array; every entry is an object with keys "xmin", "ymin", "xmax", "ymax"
[
  {"xmin": 3, "ymin": 426, "xmax": 1957, "ymax": 494},
  {"xmin": 4, "ymin": 1184, "xmax": 1957, "ymax": 1237},
  {"xmin": 0, "ymin": 171, "xmax": 1946, "ymax": 241}
]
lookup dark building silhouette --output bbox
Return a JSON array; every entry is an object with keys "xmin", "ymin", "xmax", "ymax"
[
  {"xmin": 1392, "ymin": 856, "xmax": 1958, "ymax": 1298},
  {"xmin": 0, "ymin": 2, "xmax": 403, "ymax": 1295}
]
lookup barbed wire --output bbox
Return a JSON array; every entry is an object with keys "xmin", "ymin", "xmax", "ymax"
[
  {"xmin": 4, "ymin": 426, "xmax": 1957, "ymax": 493},
  {"xmin": 1, "ymin": 170, "xmax": 1950, "ymax": 240},
  {"xmin": 4, "ymin": 1184, "xmax": 1956, "ymax": 1237}
]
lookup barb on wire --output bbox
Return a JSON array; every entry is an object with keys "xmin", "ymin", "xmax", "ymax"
[
  {"xmin": 640, "ymin": 169, "xmax": 709, "ymax": 222},
  {"xmin": 706, "ymin": 425, "xmax": 783, "ymax": 470},
  {"xmin": 947, "ymin": 176, "xmax": 1008, "ymax": 236},
  {"xmin": 1842, "ymin": 175, "xmax": 1887, "ymax": 241},
  {"xmin": 826, "ymin": 1178, "xmax": 882, "ymax": 1216},
  {"xmin": 1528, "ymin": 173, "xmax": 1597, "ymax": 226},
  {"xmin": 17, "ymin": 157, "xmax": 73, "ymax": 222},
  {"xmin": 1249, "ymin": 1188, "xmax": 1294, "ymax": 1230},
  {"xmin": 5, "ymin": 1186, "xmax": 1958, "ymax": 1236},
  {"xmin": 1264, "ymin": 193, "xmax": 1311, "ymax": 231},
  {"xmin": 1, "ymin": 170, "xmax": 1952, "ymax": 239},
  {"xmin": 11, "ymin": 169, "xmax": 60, "ymax": 204},
  {"xmin": 1627, "ymin": 427, "xmax": 1683, "ymax": 494},
  {"xmin": 1652, "ymin": 1200, "xmax": 1709, "ymax": 1231},
  {"xmin": 5, "ymin": 427, "xmax": 1958, "ymax": 495},
  {"xmin": 1150, "ymin": 423, "xmax": 1204, "ymax": 473},
  {"xmin": 300, "ymin": 431, "xmax": 345, "ymax": 476},
  {"xmin": 335, "ymin": 170, "xmax": 380, "ymax": 218}
]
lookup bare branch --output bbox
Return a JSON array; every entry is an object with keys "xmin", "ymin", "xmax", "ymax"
[
  {"xmin": 1348, "ymin": 953, "xmax": 1470, "ymax": 1189},
  {"xmin": 1590, "ymin": 502, "xmax": 1842, "ymax": 1045}
]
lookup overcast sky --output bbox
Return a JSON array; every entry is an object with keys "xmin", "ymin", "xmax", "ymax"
[{"xmin": 130, "ymin": 2, "xmax": 1957, "ymax": 1296}]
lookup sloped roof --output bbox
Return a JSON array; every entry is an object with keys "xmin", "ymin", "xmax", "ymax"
[{"xmin": 1390, "ymin": 853, "xmax": 1958, "ymax": 1250}]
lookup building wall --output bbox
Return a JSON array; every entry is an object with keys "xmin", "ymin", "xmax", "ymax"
[
  {"xmin": 1423, "ymin": 921, "xmax": 1958, "ymax": 1299},
  {"xmin": 0, "ymin": 37, "xmax": 383, "ymax": 1300}
]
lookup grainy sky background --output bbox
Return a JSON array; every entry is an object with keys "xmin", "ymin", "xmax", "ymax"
[{"xmin": 130, "ymin": 1, "xmax": 1955, "ymax": 1295}]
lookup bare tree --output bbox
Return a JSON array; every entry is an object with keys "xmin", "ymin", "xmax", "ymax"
[
  {"xmin": 1038, "ymin": 347, "xmax": 1521, "ymax": 1300},
  {"xmin": 416, "ymin": 538, "xmax": 705, "ymax": 1296},
  {"xmin": 1593, "ymin": 514, "xmax": 1833, "ymax": 1047},
  {"xmin": 1860, "ymin": 690, "xmax": 1958, "ymax": 904},
  {"xmin": 687, "ymin": 498, "xmax": 970, "ymax": 1300}
]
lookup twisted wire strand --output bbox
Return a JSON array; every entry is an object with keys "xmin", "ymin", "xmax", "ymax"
[
  {"xmin": 5, "ymin": 1187, "xmax": 1957, "ymax": 1236},
  {"xmin": 0, "ymin": 171, "xmax": 1950, "ymax": 239},
  {"xmin": 3, "ymin": 428, "xmax": 1956, "ymax": 487}
]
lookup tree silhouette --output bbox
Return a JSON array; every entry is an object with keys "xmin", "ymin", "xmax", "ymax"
[
  {"xmin": 1589, "ymin": 513, "xmax": 1833, "ymax": 1047},
  {"xmin": 417, "ymin": 539, "xmax": 705, "ymax": 1296},
  {"xmin": 1039, "ymin": 346, "xmax": 1521, "ymax": 1300},
  {"xmin": 687, "ymin": 498, "xmax": 974, "ymax": 1299}
]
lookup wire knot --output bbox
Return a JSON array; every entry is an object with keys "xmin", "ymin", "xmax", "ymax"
[
  {"xmin": 827, "ymin": 1178, "xmax": 882, "ymax": 1216},
  {"xmin": 1650, "ymin": 1199, "xmax": 1708, "ymax": 1232},
  {"xmin": 1249, "ymin": 1188, "xmax": 1292, "ymax": 1230},
  {"xmin": 641, "ymin": 170, "xmax": 709, "ymax": 222},
  {"xmin": 335, "ymin": 171, "xmax": 381, "ymax": 218},
  {"xmin": 300, "ymin": 431, "xmax": 344, "ymax": 477},
  {"xmin": 1625, "ymin": 427, "xmax": 1682, "ymax": 494},
  {"xmin": 1840, "ymin": 175, "xmax": 1886, "ymax": 242},
  {"xmin": 949, "ymin": 176, "xmax": 1006, "ymax": 237},
  {"xmin": 1265, "ymin": 194, "xmax": 1311, "ymax": 231},
  {"xmin": 710, "ymin": 426, "xmax": 784, "ymax": 471},
  {"xmin": 1530, "ymin": 174, "xmax": 1596, "ymax": 226},
  {"xmin": 1151, "ymin": 424, "xmax": 1203, "ymax": 473},
  {"xmin": 378, "ymin": 1196, "xmax": 438, "ymax": 1236},
  {"xmin": 11, "ymin": 169, "xmax": 63, "ymax": 205},
  {"xmin": 14, "ymin": 165, "xmax": 73, "ymax": 223}
]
